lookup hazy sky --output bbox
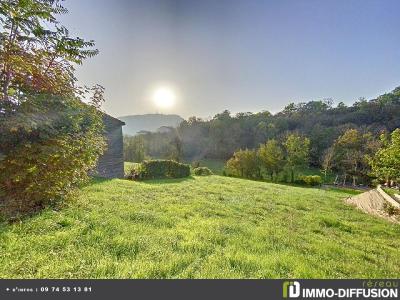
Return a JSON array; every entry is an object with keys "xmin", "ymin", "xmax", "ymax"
[{"xmin": 61, "ymin": 0, "xmax": 400, "ymax": 118}]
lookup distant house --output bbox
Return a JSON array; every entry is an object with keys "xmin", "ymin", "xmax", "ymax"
[{"xmin": 95, "ymin": 114, "xmax": 125, "ymax": 179}]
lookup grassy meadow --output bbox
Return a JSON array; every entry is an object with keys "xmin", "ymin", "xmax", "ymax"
[{"xmin": 1, "ymin": 175, "xmax": 399, "ymax": 279}]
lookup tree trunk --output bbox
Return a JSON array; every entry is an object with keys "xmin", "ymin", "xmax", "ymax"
[
  {"xmin": 291, "ymin": 168, "xmax": 294, "ymax": 183},
  {"xmin": 342, "ymin": 174, "xmax": 347, "ymax": 186},
  {"xmin": 352, "ymin": 176, "xmax": 356, "ymax": 187},
  {"xmin": 334, "ymin": 175, "xmax": 338, "ymax": 185}
]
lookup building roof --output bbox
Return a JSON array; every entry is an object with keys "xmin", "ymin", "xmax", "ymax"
[{"xmin": 102, "ymin": 113, "xmax": 125, "ymax": 129}]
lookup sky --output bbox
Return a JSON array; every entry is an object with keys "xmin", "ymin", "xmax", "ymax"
[{"xmin": 60, "ymin": 0, "xmax": 400, "ymax": 119}]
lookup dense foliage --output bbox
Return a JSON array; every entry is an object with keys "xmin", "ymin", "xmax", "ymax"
[
  {"xmin": 125, "ymin": 87, "xmax": 400, "ymax": 186},
  {"xmin": 131, "ymin": 160, "xmax": 191, "ymax": 180},
  {"xmin": 130, "ymin": 87, "xmax": 400, "ymax": 167},
  {"xmin": 257, "ymin": 139, "xmax": 284, "ymax": 180},
  {"xmin": 284, "ymin": 134, "xmax": 310, "ymax": 182},
  {"xmin": 193, "ymin": 167, "xmax": 213, "ymax": 176},
  {"xmin": 370, "ymin": 129, "xmax": 400, "ymax": 185},
  {"xmin": 226, "ymin": 149, "xmax": 261, "ymax": 179},
  {"xmin": 0, "ymin": 0, "xmax": 105, "ymax": 218},
  {"xmin": 124, "ymin": 135, "xmax": 147, "ymax": 163},
  {"xmin": 324, "ymin": 129, "xmax": 379, "ymax": 186},
  {"xmin": 298, "ymin": 175, "xmax": 322, "ymax": 186},
  {"xmin": 225, "ymin": 134, "xmax": 311, "ymax": 182},
  {"xmin": 124, "ymin": 128, "xmax": 183, "ymax": 162}
]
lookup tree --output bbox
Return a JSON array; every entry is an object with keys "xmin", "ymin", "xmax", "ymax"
[
  {"xmin": 329, "ymin": 129, "xmax": 377, "ymax": 186},
  {"xmin": 0, "ymin": 0, "xmax": 104, "ymax": 218},
  {"xmin": 226, "ymin": 149, "xmax": 261, "ymax": 179},
  {"xmin": 120, "ymin": 86, "xmax": 400, "ymax": 170},
  {"xmin": 0, "ymin": 0, "xmax": 98, "ymax": 104},
  {"xmin": 322, "ymin": 146, "xmax": 335, "ymax": 182},
  {"xmin": 257, "ymin": 139, "xmax": 284, "ymax": 181},
  {"xmin": 124, "ymin": 135, "xmax": 147, "ymax": 162},
  {"xmin": 370, "ymin": 129, "xmax": 400, "ymax": 186},
  {"xmin": 284, "ymin": 134, "xmax": 310, "ymax": 182},
  {"xmin": 169, "ymin": 134, "xmax": 183, "ymax": 162}
]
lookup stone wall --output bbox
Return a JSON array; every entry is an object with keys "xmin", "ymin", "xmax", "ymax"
[{"xmin": 94, "ymin": 115, "xmax": 125, "ymax": 179}]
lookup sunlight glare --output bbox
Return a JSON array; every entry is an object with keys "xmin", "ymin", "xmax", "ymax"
[{"xmin": 152, "ymin": 87, "xmax": 176, "ymax": 109}]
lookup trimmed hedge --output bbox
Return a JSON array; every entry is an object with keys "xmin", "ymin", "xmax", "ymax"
[
  {"xmin": 298, "ymin": 175, "xmax": 322, "ymax": 186},
  {"xmin": 193, "ymin": 167, "xmax": 213, "ymax": 176},
  {"xmin": 131, "ymin": 160, "xmax": 190, "ymax": 180}
]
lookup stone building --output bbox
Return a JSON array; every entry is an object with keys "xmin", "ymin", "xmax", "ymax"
[{"xmin": 95, "ymin": 114, "xmax": 125, "ymax": 178}]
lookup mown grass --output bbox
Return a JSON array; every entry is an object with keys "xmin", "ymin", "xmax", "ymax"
[{"xmin": 0, "ymin": 176, "xmax": 399, "ymax": 278}]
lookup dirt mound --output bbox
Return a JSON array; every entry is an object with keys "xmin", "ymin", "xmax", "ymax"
[{"xmin": 346, "ymin": 189, "xmax": 399, "ymax": 223}]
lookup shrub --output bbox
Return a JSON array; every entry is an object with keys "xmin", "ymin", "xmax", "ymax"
[
  {"xmin": 126, "ymin": 163, "xmax": 144, "ymax": 180},
  {"xmin": 193, "ymin": 167, "xmax": 213, "ymax": 176},
  {"xmin": 298, "ymin": 175, "xmax": 322, "ymax": 186},
  {"xmin": 191, "ymin": 161, "xmax": 200, "ymax": 168},
  {"xmin": 134, "ymin": 160, "xmax": 190, "ymax": 180},
  {"xmin": 226, "ymin": 149, "xmax": 261, "ymax": 179},
  {"xmin": 0, "ymin": 95, "xmax": 106, "ymax": 219},
  {"xmin": 0, "ymin": 1, "xmax": 104, "ymax": 220},
  {"xmin": 382, "ymin": 202, "xmax": 400, "ymax": 216}
]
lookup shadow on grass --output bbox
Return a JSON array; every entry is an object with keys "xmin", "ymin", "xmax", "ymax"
[
  {"xmin": 86, "ymin": 176, "xmax": 195, "ymax": 186},
  {"xmin": 219, "ymin": 175, "xmax": 364, "ymax": 195},
  {"xmin": 139, "ymin": 176, "xmax": 195, "ymax": 185},
  {"xmin": 86, "ymin": 177, "xmax": 114, "ymax": 186},
  {"xmin": 1, "ymin": 177, "xmax": 119, "ymax": 224}
]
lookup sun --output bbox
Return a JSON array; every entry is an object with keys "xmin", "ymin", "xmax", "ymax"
[{"xmin": 152, "ymin": 86, "xmax": 176, "ymax": 109}]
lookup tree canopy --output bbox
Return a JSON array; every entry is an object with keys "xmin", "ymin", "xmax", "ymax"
[{"xmin": 0, "ymin": 0, "xmax": 105, "ymax": 218}]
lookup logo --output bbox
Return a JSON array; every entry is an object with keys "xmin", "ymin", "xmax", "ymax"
[
  {"xmin": 281, "ymin": 280, "xmax": 399, "ymax": 299},
  {"xmin": 283, "ymin": 281, "xmax": 301, "ymax": 298}
]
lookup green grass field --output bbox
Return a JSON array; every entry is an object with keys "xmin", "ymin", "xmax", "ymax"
[{"xmin": 1, "ymin": 176, "xmax": 399, "ymax": 278}]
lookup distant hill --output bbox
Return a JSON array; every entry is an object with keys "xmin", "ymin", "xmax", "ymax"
[{"xmin": 118, "ymin": 114, "xmax": 184, "ymax": 136}]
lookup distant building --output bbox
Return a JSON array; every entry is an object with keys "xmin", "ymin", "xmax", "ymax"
[{"xmin": 95, "ymin": 114, "xmax": 125, "ymax": 179}]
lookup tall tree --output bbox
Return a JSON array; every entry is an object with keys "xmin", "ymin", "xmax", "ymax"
[
  {"xmin": 0, "ymin": 0, "xmax": 104, "ymax": 218},
  {"xmin": 329, "ymin": 129, "xmax": 378, "ymax": 186},
  {"xmin": 284, "ymin": 134, "xmax": 310, "ymax": 182},
  {"xmin": 370, "ymin": 129, "xmax": 400, "ymax": 186},
  {"xmin": 226, "ymin": 149, "xmax": 261, "ymax": 179},
  {"xmin": 124, "ymin": 135, "xmax": 147, "ymax": 162},
  {"xmin": 257, "ymin": 139, "xmax": 284, "ymax": 181}
]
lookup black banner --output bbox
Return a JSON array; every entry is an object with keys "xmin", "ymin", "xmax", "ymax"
[{"xmin": 0, "ymin": 279, "xmax": 399, "ymax": 300}]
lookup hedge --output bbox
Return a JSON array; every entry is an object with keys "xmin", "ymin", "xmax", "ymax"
[
  {"xmin": 298, "ymin": 175, "xmax": 322, "ymax": 186},
  {"xmin": 130, "ymin": 160, "xmax": 191, "ymax": 180},
  {"xmin": 193, "ymin": 167, "xmax": 213, "ymax": 176}
]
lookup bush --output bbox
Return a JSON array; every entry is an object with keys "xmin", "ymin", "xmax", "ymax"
[
  {"xmin": 191, "ymin": 161, "xmax": 200, "ymax": 168},
  {"xmin": 298, "ymin": 175, "xmax": 322, "ymax": 186},
  {"xmin": 382, "ymin": 202, "xmax": 400, "ymax": 216},
  {"xmin": 226, "ymin": 149, "xmax": 261, "ymax": 179},
  {"xmin": 0, "ymin": 95, "xmax": 106, "ymax": 219},
  {"xmin": 193, "ymin": 167, "xmax": 213, "ymax": 176},
  {"xmin": 125, "ymin": 163, "xmax": 144, "ymax": 180},
  {"xmin": 132, "ymin": 160, "xmax": 190, "ymax": 180}
]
